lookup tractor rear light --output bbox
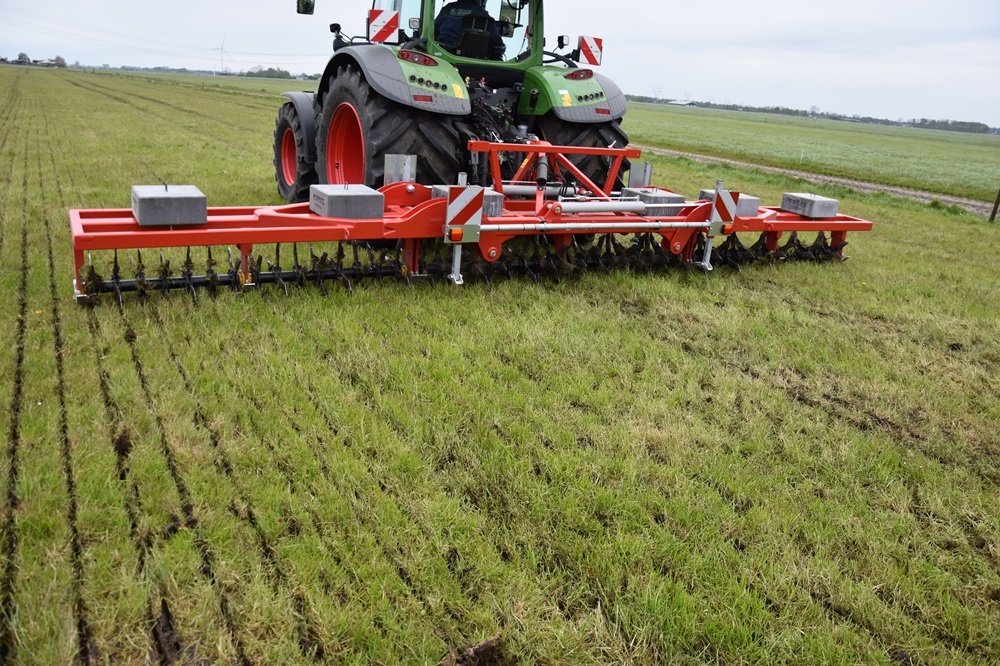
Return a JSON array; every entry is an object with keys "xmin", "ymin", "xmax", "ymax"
[
  {"xmin": 413, "ymin": 94, "xmax": 434, "ymax": 103},
  {"xmin": 564, "ymin": 69, "xmax": 593, "ymax": 80},
  {"xmin": 596, "ymin": 108, "xmax": 611, "ymax": 115},
  {"xmin": 398, "ymin": 50, "xmax": 438, "ymax": 66},
  {"xmin": 448, "ymin": 227, "xmax": 464, "ymax": 242}
]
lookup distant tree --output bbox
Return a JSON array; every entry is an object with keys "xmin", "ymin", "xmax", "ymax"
[
  {"xmin": 53, "ymin": 55, "xmax": 67, "ymax": 68},
  {"xmin": 242, "ymin": 66, "xmax": 292, "ymax": 79},
  {"xmin": 17, "ymin": 52, "xmax": 29, "ymax": 62}
]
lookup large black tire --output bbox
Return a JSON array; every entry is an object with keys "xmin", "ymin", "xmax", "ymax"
[
  {"xmin": 534, "ymin": 115, "xmax": 631, "ymax": 193},
  {"xmin": 315, "ymin": 64, "xmax": 469, "ymax": 188},
  {"xmin": 273, "ymin": 102, "xmax": 318, "ymax": 202}
]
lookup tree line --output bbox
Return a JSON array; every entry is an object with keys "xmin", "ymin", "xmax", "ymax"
[{"xmin": 626, "ymin": 96, "xmax": 994, "ymax": 134}]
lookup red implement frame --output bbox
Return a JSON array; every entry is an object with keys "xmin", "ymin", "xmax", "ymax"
[{"xmin": 69, "ymin": 141, "xmax": 873, "ymax": 295}]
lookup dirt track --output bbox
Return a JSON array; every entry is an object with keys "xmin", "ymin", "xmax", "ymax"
[{"xmin": 633, "ymin": 144, "xmax": 994, "ymax": 216}]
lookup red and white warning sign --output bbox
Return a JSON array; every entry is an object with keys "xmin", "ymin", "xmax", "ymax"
[
  {"xmin": 713, "ymin": 189, "xmax": 739, "ymax": 223},
  {"xmin": 578, "ymin": 36, "xmax": 603, "ymax": 66},
  {"xmin": 368, "ymin": 10, "xmax": 399, "ymax": 43},
  {"xmin": 447, "ymin": 187, "xmax": 485, "ymax": 228}
]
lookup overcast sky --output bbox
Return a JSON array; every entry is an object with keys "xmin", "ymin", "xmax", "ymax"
[{"xmin": 2, "ymin": 0, "xmax": 999, "ymax": 126}]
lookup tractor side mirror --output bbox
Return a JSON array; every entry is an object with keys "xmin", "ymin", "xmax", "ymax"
[{"xmin": 297, "ymin": 0, "xmax": 315, "ymax": 15}]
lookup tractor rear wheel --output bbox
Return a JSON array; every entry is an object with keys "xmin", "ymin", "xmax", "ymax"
[
  {"xmin": 534, "ymin": 115, "xmax": 631, "ymax": 193},
  {"xmin": 315, "ymin": 64, "xmax": 468, "ymax": 188},
  {"xmin": 273, "ymin": 102, "xmax": 317, "ymax": 202}
]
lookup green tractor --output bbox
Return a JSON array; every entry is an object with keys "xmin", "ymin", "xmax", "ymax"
[{"xmin": 274, "ymin": 0, "xmax": 629, "ymax": 202}]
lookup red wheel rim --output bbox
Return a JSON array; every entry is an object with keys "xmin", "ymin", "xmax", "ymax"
[
  {"xmin": 326, "ymin": 103, "xmax": 364, "ymax": 184},
  {"xmin": 281, "ymin": 128, "xmax": 297, "ymax": 187}
]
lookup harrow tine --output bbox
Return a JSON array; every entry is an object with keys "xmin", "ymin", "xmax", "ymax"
[
  {"xmin": 83, "ymin": 261, "xmax": 103, "ymax": 304},
  {"xmin": 110, "ymin": 250, "xmax": 123, "ymax": 308},
  {"xmin": 311, "ymin": 246, "xmax": 330, "ymax": 295},
  {"xmin": 778, "ymin": 231, "xmax": 802, "ymax": 261},
  {"xmin": 158, "ymin": 250, "xmax": 171, "ymax": 298},
  {"xmin": 268, "ymin": 244, "xmax": 288, "ymax": 297},
  {"xmin": 250, "ymin": 253, "xmax": 263, "ymax": 288},
  {"xmin": 205, "ymin": 247, "xmax": 218, "ymax": 297},
  {"xmin": 392, "ymin": 243, "xmax": 412, "ymax": 288},
  {"xmin": 136, "ymin": 250, "xmax": 148, "ymax": 304},
  {"xmin": 338, "ymin": 243, "xmax": 354, "ymax": 293},
  {"xmin": 183, "ymin": 247, "xmax": 197, "ymax": 303},
  {"xmin": 810, "ymin": 232, "xmax": 833, "ymax": 262},
  {"xmin": 292, "ymin": 244, "xmax": 306, "ymax": 288},
  {"xmin": 227, "ymin": 247, "xmax": 243, "ymax": 292},
  {"xmin": 748, "ymin": 232, "xmax": 773, "ymax": 263}
]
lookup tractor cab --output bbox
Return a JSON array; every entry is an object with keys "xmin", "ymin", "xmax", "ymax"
[{"xmin": 370, "ymin": 0, "xmax": 541, "ymax": 87}]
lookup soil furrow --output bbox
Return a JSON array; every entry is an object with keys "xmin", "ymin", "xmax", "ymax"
[
  {"xmin": 0, "ymin": 133, "xmax": 31, "ymax": 663},
  {"xmin": 118, "ymin": 314, "xmax": 252, "ymax": 666},
  {"xmin": 0, "ymin": 81, "xmax": 24, "ymax": 262},
  {"xmin": 151, "ymin": 316, "xmax": 326, "ymax": 661},
  {"xmin": 38, "ymin": 131, "xmax": 95, "ymax": 662},
  {"xmin": 46, "ymin": 101, "xmax": 172, "ymax": 664}
]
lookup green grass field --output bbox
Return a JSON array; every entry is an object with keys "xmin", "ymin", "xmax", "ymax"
[
  {"xmin": 626, "ymin": 103, "xmax": 1000, "ymax": 203},
  {"xmin": 0, "ymin": 66, "xmax": 998, "ymax": 665}
]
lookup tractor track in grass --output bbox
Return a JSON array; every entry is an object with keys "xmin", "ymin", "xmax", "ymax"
[
  {"xmin": 0, "ymin": 131, "xmax": 31, "ymax": 663},
  {"xmin": 149, "ymin": 310, "xmax": 327, "ymax": 662},
  {"xmin": 119, "ymin": 312, "xmax": 253, "ymax": 666},
  {"xmin": 37, "ymin": 129, "xmax": 96, "ymax": 662},
  {"xmin": 633, "ymin": 144, "xmax": 993, "ymax": 216},
  {"xmin": 720, "ymin": 360, "xmax": 995, "ymax": 656},
  {"xmin": 730, "ymin": 361, "xmax": 1000, "ymax": 486},
  {"xmin": 72, "ymin": 72, "xmax": 272, "ymax": 114},
  {"xmin": 61, "ymin": 76, "xmax": 264, "ymax": 142}
]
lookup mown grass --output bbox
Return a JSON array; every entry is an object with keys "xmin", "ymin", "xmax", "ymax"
[
  {"xmin": 0, "ymin": 66, "xmax": 998, "ymax": 664},
  {"xmin": 624, "ymin": 102, "xmax": 1000, "ymax": 203}
]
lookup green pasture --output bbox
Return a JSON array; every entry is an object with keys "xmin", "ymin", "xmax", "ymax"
[
  {"xmin": 625, "ymin": 102, "xmax": 1000, "ymax": 203},
  {"xmin": 0, "ymin": 66, "xmax": 997, "ymax": 665}
]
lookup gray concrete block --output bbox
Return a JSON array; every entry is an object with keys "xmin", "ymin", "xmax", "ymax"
[
  {"xmin": 622, "ymin": 187, "xmax": 686, "ymax": 210},
  {"xmin": 131, "ymin": 185, "xmax": 207, "ymax": 227},
  {"xmin": 310, "ymin": 184, "xmax": 384, "ymax": 219},
  {"xmin": 735, "ymin": 195, "xmax": 761, "ymax": 217},
  {"xmin": 432, "ymin": 186, "xmax": 504, "ymax": 218},
  {"xmin": 698, "ymin": 190, "xmax": 761, "ymax": 217},
  {"xmin": 780, "ymin": 193, "xmax": 839, "ymax": 219}
]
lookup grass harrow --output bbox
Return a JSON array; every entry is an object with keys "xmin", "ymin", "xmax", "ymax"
[{"xmin": 70, "ymin": 141, "xmax": 873, "ymax": 304}]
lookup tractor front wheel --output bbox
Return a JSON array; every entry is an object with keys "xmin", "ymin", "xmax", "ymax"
[
  {"xmin": 315, "ymin": 63, "xmax": 469, "ymax": 188},
  {"xmin": 273, "ymin": 102, "xmax": 317, "ymax": 202}
]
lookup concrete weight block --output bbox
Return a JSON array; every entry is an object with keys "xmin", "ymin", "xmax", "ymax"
[
  {"xmin": 698, "ymin": 190, "xmax": 761, "ymax": 217},
  {"xmin": 131, "ymin": 185, "xmax": 207, "ymax": 227},
  {"xmin": 310, "ymin": 184, "xmax": 385, "ymax": 219},
  {"xmin": 780, "ymin": 193, "xmax": 839, "ymax": 219}
]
